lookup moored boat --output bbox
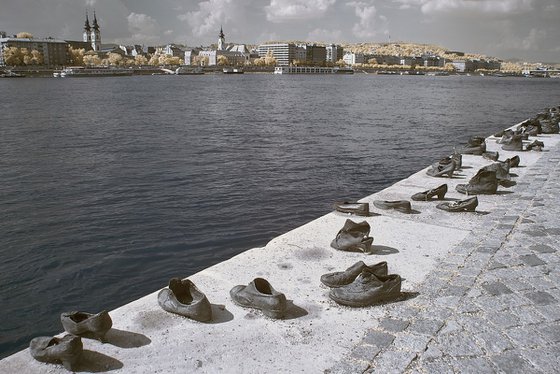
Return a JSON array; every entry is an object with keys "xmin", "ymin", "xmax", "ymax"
[{"xmin": 59, "ymin": 66, "xmax": 133, "ymax": 77}]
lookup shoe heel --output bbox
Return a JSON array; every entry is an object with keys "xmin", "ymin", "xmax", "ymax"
[{"xmin": 437, "ymin": 191, "xmax": 446, "ymax": 200}]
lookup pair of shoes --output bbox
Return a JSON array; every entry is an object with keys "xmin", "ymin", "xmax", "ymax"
[
  {"xmin": 331, "ymin": 219, "xmax": 374, "ymax": 254},
  {"xmin": 30, "ymin": 309, "xmax": 113, "ymax": 369},
  {"xmin": 456, "ymin": 169, "xmax": 498, "ymax": 195},
  {"xmin": 458, "ymin": 136, "xmax": 486, "ymax": 155},
  {"xmin": 436, "ymin": 196, "xmax": 478, "ymax": 212},
  {"xmin": 426, "ymin": 160, "xmax": 456, "ymax": 177},
  {"xmin": 440, "ymin": 151, "xmax": 462, "ymax": 169},
  {"xmin": 481, "ymin": 163, "xmax": 516, "ymax": 188},
  {"xmin": 334, "ymin": 201, "xmax": 370, "ymax": 216},
  {"xmin": 30, "ymin": 335, "xmax": 83, "ymax": 371},
  {"xmin": 328, "ymin": 269, "xmax": 402, "ymax": 307},
  {"xmin": 541, "ymin": 120, "xmax": 559, "ymax": 134},
  {"xmin": 411, "ymin": 184, "xmax": 447, "ymax": 201},
  {"xmin": 525, "ymin": 140, "xmax": 544, "ymax": 151},
  {"xmin": 158, "ymin": 278, "xmax": 212, "ymax": 322},
  {"xmin": 373, "ymin": 200, "xmax": 412, "ymax": 213},
  {"xmin": 230, "ymin": 278, "xmax": 287, "ymax": 319},
  {"xmin": 320, "ymin": 261, "xmax": 388, "ymax": 288},
  {"xmin": 501, "ymin": 134, "xmax": 523, "ymax": 151},
  {"xmin": 60, "ymin": 311, "xmax": 113, "ymax": 342},
  {"xmin": 482, "ymin": 151, "xmax": 499, "ymax": 161}
]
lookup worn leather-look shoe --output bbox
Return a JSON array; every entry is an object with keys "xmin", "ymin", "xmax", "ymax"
[
  {"xmin": 505, "ymin": 155, "xmax": 520, "ymax": 168},
  {"xmin": 320, "ymin": 261, "xmax": 388, "ymax": 288},
  {"xmin": 158, "ymin": 278, "xmax": 212, "ymax": 322},
  {"xmin": 456, "ymin": 169, "xmax": 498, "ymax": 195},
  {"xmin": 426, "ymin": 160, "xmax": 455, "ymax": 177},
  {"xmin": 230, "ymin": 278, "xmax": 287, "ymax": 319},
  {"xmin": 482, "ymin": 151, "xmax": 499, "ymax": 161},
  {"xmin": 60, "ymin": 310, "xmax": 112, "ymax": 342},
  {"xmin": 436, "ymin": 196, "xmax": 478, "ymax": 212},
  {"xmin": 411, "ymin": 184, "xmax": 447, "ymax": 201},
  {"xmin": 501, "ymin": 134, "xmax": 523, "ymax": 151},
  {"xmin": 329, "ymin": 270, "xmax": 401, "ymax": 307},
  {"xmin": 29, "ymin": 335, "xmax": 83, "ymax": 371},
  {"xmin": 526, "ymin": 140, "xmax": 544, "ymax": 151},
  {"xmin": 481, "ymin": 163, "xmax": 516, "ymax": 188},
  {"xmin": 334, "ymin": 201, "xmax": 370, "ymax": 216},
  {"xmin": 373, "ymin": 200, "xmax": 412, "ymax": 213},
  {"xmin": 331, "ymin": 219, "xmax": 374, "ymax": 254}
]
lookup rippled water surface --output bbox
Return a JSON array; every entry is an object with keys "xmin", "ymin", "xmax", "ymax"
[{"xmin": 1, "ymin": 74, "xmax": 559, "ymax": 357}]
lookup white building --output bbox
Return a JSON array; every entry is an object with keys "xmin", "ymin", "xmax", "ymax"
[
  {"xmin": 342, "ymin": 52, "xmax": 365, "ymax": 66},
  {"xmin": 184, "ymin": 28, "xmax": 248, "ymax": 66}
]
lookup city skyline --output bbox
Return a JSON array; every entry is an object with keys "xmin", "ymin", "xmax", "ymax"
[{"xmin": 1, "ymin": 0, "xmax": 559, "ymax": 62}]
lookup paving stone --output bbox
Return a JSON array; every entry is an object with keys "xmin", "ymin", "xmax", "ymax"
[
  {"xmin": 523, "ymin": 290, "xmax": 557, "ymax": 305},
  {"xmin": 520, "ymin": 254, "xmax": 547, "ymax": 266},
  {"xmin": 349, "ymin": 344, "xmax": 382, "ymax": 362},
  {"xmin": 432, "ymin": 333, "xmax": 483, "ymax": 357},
  {"xmin": 327, "ymin": 359, "xmax": 370, "ymax": 374},
  {"xmin": 407, "ymin": 318, "xmax": 444, "ymax": 336},
  {"xmin": 362, "ymin": 330, "xmax": 395, "ymax": 348},
  {"xmin": 546, "ymin": 227, "xmax": 560, "ymax": 235},
  {"xmin": 450, "ymin": 357, "xmax": 496, "ymax": 374},
  {"xmin": 379, "ymin": 318, "xmax": 410, "ymax": 333},
  {"xmin": 368, "ymin": 349, "xmax": 417, "ymax": 374},
  {"xmin": 505, "ymin": 325, "xmax": 550, "ymax": 348},
  {"xmin": 481, "ymin": 281, "xmax": 513, "ymax": 296},
  {"xmin": 416, "ymin": 358, "xmax": 454, "ymax": 373},
  {"xmin": 529, "ymin": 244, "xmax": 557, "ymax": 253},
  {"xmin": 391, "ymin": 333, "xmax": 429, "ymax": 352},
  {"xmin": 521, "ymin": 344, "xmax": 560, "ymax": 373},
  {"xmin": 490, "ymin": 350, "xmax": 539, "ymax": 374},
  {"xmin": 535, "ymin": 323, "xmax": 560, "ymax": 343},
  {"xmin": 511, "ymin": 305, "xmax": 547, "ymax": 325},
  {"xmin": 474, "ymin": 329, "xmax": 514, "ymax": 354},
  {"xmin": 535, "ymin": 304, "xmax": 560, "ymax": 321}
]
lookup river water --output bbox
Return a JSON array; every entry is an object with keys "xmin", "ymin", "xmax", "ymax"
[{"xmin": 0, "ymin": 74, "xmax": 559, "ymax": 357}]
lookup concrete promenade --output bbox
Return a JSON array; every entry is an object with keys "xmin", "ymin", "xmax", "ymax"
[{"xmin": 1, "ymin": 129, "xmax": 559, "ymax": 373}]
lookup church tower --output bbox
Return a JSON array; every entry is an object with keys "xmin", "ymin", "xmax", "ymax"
[
  {"xmin": 90, "ymin": 10, "xmax": 101, "ymax": 51},
  {"xmin": 218, "ymin": 26, "xmax": 225, "ymax": 51},
  {"xmin": 83, "ymin": 11, "xmax": 91, "ymax": 44}
]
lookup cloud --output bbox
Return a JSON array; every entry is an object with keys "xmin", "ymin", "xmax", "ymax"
[
  {"xmin": 178, "ymin": 0, "xmax": 233, "ymax": 37},
  {"xmin": 127, "ymin": 12, "xmax": 160, "ymax": 43},
  {"xmin": 306, "ymin": 28, "xmax": 343, "ymax": 42},
  {"xmin": 265, "ymin": 0, "xmax": 336, "ymax": 22},
  {"xmin": 393, "ymin": 0, "xmax": 535, "ymax": 14},
  {"xmin": 347, "ymin": 1, "xmax": 388, "ymax": 39},
  {"xmin": 85, "ymin": 0, "xmax": 97, "ymax": 6}
]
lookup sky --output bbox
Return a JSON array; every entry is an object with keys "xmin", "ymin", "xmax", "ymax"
[{"xmin": 0, "ymin": 0, "xmax": 559, "ymax": 62}]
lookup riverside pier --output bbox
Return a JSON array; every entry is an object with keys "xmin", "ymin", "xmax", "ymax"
[{"xmin": 1, "ymin": 122, "xmax": 559, "ymax": 373}]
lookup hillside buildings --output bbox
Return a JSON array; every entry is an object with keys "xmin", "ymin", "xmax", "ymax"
[
  {"xmin": 0, "ymin": 35, "xmax": 68, "ymax": 66},
  {"xmin": 184, "ymin": 27, "xmax": 250, "ymax": 66}
]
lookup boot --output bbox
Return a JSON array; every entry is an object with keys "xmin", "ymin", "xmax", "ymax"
[
  {"xmin": 456, "ymin": 169, "xmax": 498, "ymax": 195},
  {"xmin": 501, "ymin": 134, "xmax": 523, "ymax": 151}
]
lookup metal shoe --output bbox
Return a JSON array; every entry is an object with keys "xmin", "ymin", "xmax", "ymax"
[
  {"xmin": 29, "ymin": 335, "xmax": 83, "ymax": 371},
  {"xmin": 481, "ymin": 163, "xmax": 516, "ymax": 188},
  {"xmin": 482, "ymin": 151, "xmax": 499, "ymax": 161},
  {"xmin": 501, "ymin": 134, "xmax": 523, "ymax": 151},
  {"xmin": 436, "ymin": 196, "xmax": 478, "ymax": 212},
  {"xmin": 426, "ymin": 160, "xmax": 456, "ymax": 177},
  {"xmin": 330, "ymin": 219, "xmax": 374, "ymax": 254},
  {"xmin": 320, "ymin": 261, "xmax": 388, "ymax": 288},
  {"xmin": 329, "ymin": 270, "xmax": 402, "ymax": 307},
  {"xmin": 334, "ymin": 201, "xmax": 370, "ymax": 216},
  {"xmin": 456, "ymin": 169, "xmax": 498, "ymax": 195},
  {"xmin": 411, "ymin": 184, "xmax": 447, "ymax": 201},
  {"xmin": 60, "ymin": 310, "xmax": 112, "ymax": 342},
  {"xmin": 505, "ymin": 155, "xmax": 520, "ymax": 168},
  {"xmin": 230, "ymin": 278, "xmax": 287, "ymax": 319},
  {"xmin": 158, "ymin": 278, "xmax": 212, "ymax": 322},
  {"xmin": 373, "ymin": 200, "xmax": 412, "ymax": 213}
]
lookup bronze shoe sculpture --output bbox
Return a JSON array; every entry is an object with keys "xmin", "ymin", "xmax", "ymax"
[
  {"xmin": 411, "ymin": 184, "xmax": 447, "ymax": 201},
  {"xmin": 456, "ymin": 169, "xmax": 498, "ymax": 195},
  {"xmin": 458, "ymin": 136, "xmax": 486, "ymax": 155},
  {"xmin": 481, "ymin": 163, "xmax": 516, "ymax": 188},
  {"xmin": 426, "ymin": 160, "xmax": 455, "ymax": 177},
  {"xmin": 230, "ymin": 278, "xmax": 287, "ymax": 319},
  {"xmin": 331, "ymin": 219, "xmax": 374, "ymax": 254},
  {"xmin": 505, "ymin": 155, "xmax": 520, "ymax": 168},
  {"xmin": 373, "ymin": 200, "xmax": 412, "ymax": 213},
  {"xmin": 334, "ymin": 201, "xmax": 370, "ymax": 216},
  {"xmin": 320, "ymin": 261, "xmax": 388, "ymax": 288},
  {"xmin": 525, "ymin": 140, "xmax": 544, "ymax": 151},
  {"xmin": 158, "ymin": 278, "xmax": 212, "ymax": 322},
  {"xmin": 329, "ymin": 270, "xmax": 402, "ymax": 307},
  {"xmin": 60, "ymin": 310, "xmax": 112, "ymax": 342},
  {"xmin": 501, "ymin": 134, "xmax": 523, "ymax": 151},
  {"xmin": 29, "ymin": 335, "xmax": 83, "ymax": 371},
  {"xmin": 482, "ymin": 151, "xmax": 499, "ymax": 161},
  {"xmin": 436, "ymin": 196, "xmax": 478, "ymax": 212}
]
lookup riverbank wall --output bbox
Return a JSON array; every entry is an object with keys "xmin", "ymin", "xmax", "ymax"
[{"xmin": 1, "ymin": 121, "xmax": 559, "ymax": 373}]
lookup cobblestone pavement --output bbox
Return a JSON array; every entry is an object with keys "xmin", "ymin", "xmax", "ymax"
[{"xmin": 328, "ymin": 145, "xmax": 560, "ymax": 374}]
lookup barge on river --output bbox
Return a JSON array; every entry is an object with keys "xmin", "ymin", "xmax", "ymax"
[
  {"xmin": 55, "ymin": 66, "xmax": 133, "ymax": 77},
  {"xmin": 274, "ymin": 66, "xmax": 354, "ymax": 75}
]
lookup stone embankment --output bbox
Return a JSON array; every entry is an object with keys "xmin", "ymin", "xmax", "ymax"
[{"xmin": 1, "ymin": 119, "xmax": 559, "ymax": 373}]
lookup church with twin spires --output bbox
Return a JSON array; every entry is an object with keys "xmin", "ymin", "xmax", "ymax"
[{"xmin": 83, "ymin": 11, "xmax": 101, "ymax": 51}]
